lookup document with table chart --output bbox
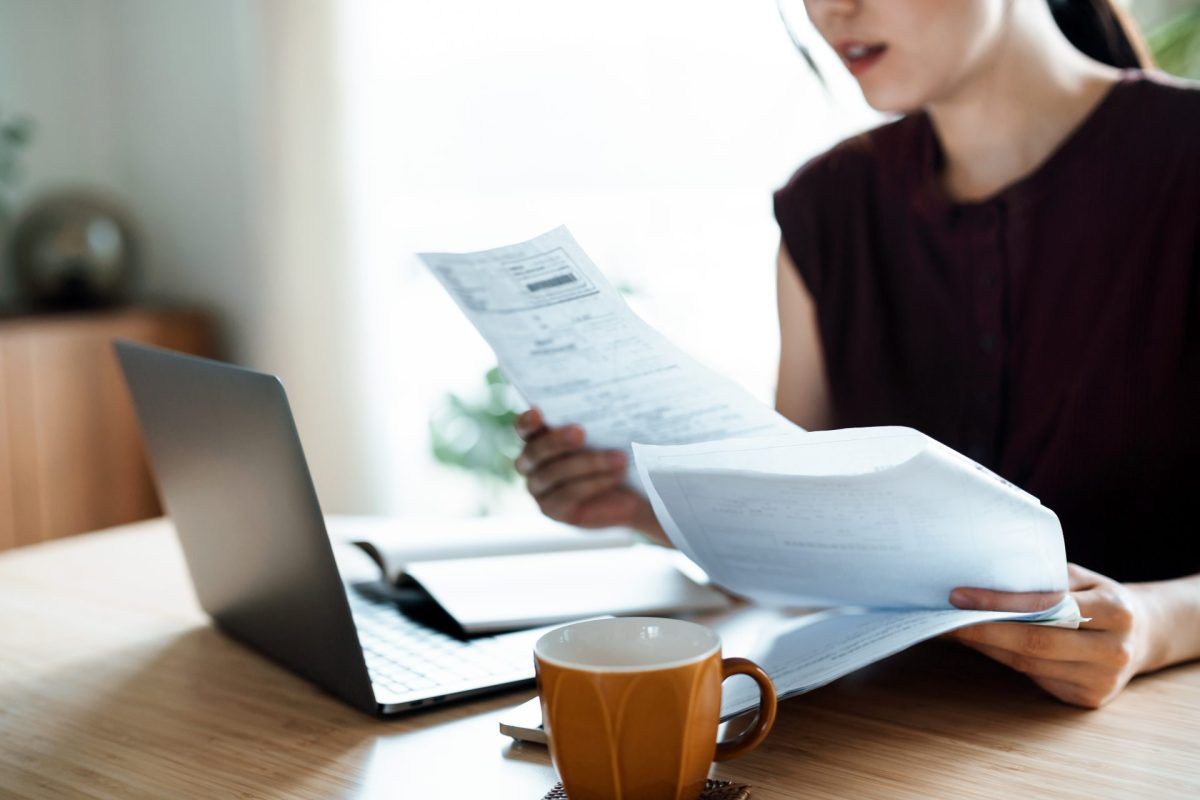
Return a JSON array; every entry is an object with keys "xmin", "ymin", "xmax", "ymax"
[
  {"xmin": 418, "ymin": 226, "xmax": 798, "ymax": 491},
  {"xmin": 631, "ymin": 428, "xmax": 1085, "ymax": 717}
]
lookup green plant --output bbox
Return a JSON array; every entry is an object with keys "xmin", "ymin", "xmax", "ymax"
[
  {"xmin": 429, "ymin": 366, "xmax": 526, "ymax": 489},
  {"xmin": 0, "ymin": 111, "xmax": 34, "ymax": 225},
  {"xmin": 1148, "ymin": 8, "xmax": 1200, "ymax": 79}
]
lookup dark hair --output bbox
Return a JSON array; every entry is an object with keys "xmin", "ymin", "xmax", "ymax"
[{"xmin": 1048, "ymin": 0, "xmax": 1152, "ymax": 69}]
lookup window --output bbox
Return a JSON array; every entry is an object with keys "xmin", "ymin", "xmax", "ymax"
[{"xmin": 336, "ymin": 0, "xmax": 879, "ymax": 514}]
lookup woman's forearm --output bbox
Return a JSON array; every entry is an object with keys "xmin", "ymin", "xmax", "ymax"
[{"xmin": 1130, "ymin": 573, "xmax": 1200, "ymax": 673}]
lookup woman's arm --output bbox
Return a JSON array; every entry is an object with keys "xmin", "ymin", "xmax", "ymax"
[
  {"xmin": 775, "ymin": 243, "xmax": 834, "ymax": 431},
  {"xmin": 947, "ymin": 565, "xmax": 1200, "ymax": 708},
  {"xmin": 1130, "ymin": 572, "xmax": 1200, "ymax": 673},
  {"xmin": 513, "ymin": 408, "xmax": 667, "ymax": 543}
]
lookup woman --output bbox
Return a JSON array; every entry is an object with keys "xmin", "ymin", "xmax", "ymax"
[{"xmin": 512, "ymin": 0, "xmax": 1200, "ymax": 708}]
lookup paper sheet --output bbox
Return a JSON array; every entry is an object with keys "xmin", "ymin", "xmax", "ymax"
[
  {"xmin": 633, "ymin": 428, "xmax": 1069, "ymax": 609},
  {"xmin": 714, "ymin": 601, "xmax": 1081, "ymax": 718},
  {"xmin": 418, "ymin": 227, "xmax": 798, "ymax": 489},
  {"xmin": 405, "ymin": 545, "xmax": 731, "ymax": 634}
]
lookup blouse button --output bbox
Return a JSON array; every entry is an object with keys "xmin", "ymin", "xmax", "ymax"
[{"xmin": 979, "ymin": 334, "xmax": 996, "ymax": 353}]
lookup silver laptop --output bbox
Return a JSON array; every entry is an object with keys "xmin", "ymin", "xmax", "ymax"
[{"xmin": 115, "ymin": 340, "xmax": 549, "ymax": 717}]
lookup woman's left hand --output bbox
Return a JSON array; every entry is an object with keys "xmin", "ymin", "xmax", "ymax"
[{"xmin": 946, "ymin": 563, "xmax": 1157, "ymax": 708}]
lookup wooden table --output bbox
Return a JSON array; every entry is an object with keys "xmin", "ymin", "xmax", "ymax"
[{"xmin": 2, "ymin": 520, "xmax": 1198, "ymax": 799}]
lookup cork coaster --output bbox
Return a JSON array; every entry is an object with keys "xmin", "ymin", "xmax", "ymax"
[{"xmin": 541, "ymin": 778, "xmax": 751, "ymax": 799}]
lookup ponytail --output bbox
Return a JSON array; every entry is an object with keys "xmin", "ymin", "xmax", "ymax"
[{"xmin": 1048, "ymin": 0, "xmax": 1153, "ymax": 69}]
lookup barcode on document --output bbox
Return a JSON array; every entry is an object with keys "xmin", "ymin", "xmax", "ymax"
[{"xmin": 526, "ymin": 273, "xmax": 578, "ymax": 292}]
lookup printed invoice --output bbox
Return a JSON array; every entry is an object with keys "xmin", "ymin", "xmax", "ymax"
[{"xmin": 418, "ymin": 225, "xmax": 797, "ymax": 489}]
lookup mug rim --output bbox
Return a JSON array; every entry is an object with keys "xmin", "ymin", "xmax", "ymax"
[{"xmin": 534, "ymin": 616, "xmax": 721, "ymax": 673}]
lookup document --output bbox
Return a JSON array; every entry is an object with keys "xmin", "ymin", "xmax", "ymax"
[
  {"xmin": 418, "ymin": 227, "xmax": 798, "ymax": 489},
  {"xmin": 631, "ymin": 428, "xmax": 1084, "ymax": 716},
  {"xmin": 632, "ymin": 428, "xmax": 1068, "ymax": 609},
  {"xmin": 424, "ymin": 228, "xmax": 1084, "ymax": 714},
  {"xmin": 713, "ymin": 603, "xmax": 1081, "ymax": 718}
]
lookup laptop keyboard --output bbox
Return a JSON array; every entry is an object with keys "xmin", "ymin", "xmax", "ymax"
[{"xmin": 348, "ymin": 590, "xmax": 537, "ymax": 702}]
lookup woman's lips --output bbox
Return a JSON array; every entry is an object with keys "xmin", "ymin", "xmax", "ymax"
[{"xmin": 836, "ymin": 42, "xmax": 888, "ymax": 77}]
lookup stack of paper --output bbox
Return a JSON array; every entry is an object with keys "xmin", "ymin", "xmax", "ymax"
[
  {"xmin": 632, "ymin": 428, "xmax": 1067, "ymax": 609},
  {"xmin": 419, "ymin": 227, "xmax": 1082, "ymax": 708},
  {"xmin": 630, "ymin": 430, "xmax": 1081, "ymax": 715}
]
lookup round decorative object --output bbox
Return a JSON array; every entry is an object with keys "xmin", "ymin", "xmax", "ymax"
[{"xmin": 6, "ymin": 191, "xmax": 138, "ymax": 310}]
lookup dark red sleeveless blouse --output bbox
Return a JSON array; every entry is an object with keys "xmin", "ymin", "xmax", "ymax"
[{"xmin": 774, "ymin": 70, "xmax": 1200, "ymax": 582}]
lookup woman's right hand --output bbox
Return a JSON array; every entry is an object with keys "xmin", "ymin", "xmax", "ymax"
[{"xmin": 514, "ymin": 407, "xmax": 662, "ymax": 539}]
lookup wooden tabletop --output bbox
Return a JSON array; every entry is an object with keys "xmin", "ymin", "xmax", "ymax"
[{"xmin": 2, "ymin": 520, "xmax": 1198, "ymax": 799}]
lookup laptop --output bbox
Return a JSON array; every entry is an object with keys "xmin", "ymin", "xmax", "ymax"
[{"xmin": 115, "ymin": 340, "xmax": 551, "ymax": 717}]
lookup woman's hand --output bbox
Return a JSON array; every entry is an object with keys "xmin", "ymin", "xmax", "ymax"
[
  {"xmin": 514, "ymin": 408, "xmax": 664, "ymax": 540},
  {"xmin": 946, "ymin": 563, "xmax": 1159, "ymax": 709}
]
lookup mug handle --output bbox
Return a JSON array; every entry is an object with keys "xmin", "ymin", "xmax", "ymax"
[{"xmin": 714, "ymin": 657, "xmax": 778, "ymax": 761}]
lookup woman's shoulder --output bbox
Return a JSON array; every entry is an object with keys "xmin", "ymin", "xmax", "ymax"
[
  {"xmin": 774, "ymin": 114, "xmax": 927, "ymax": 215},
  {"xmin": 1116, "ymin": 69, "xmax": 1200, "ymax": 156},
  {"xmin": 773, "ymin": 116, "xmax": 927, "ymax": 294},
  {"xmin": 1126, "ymin": 68, "xmax": 1200, "ymax": 109}
]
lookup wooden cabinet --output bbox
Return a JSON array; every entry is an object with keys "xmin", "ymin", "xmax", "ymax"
[{"xmin": 0, "ymin": 307, "xmax": 215, "ymax": 550}]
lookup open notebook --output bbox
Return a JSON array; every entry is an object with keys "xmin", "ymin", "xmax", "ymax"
[{"xmin": 327, "ymin": 516, "xmax": 730, "ymax": 633}]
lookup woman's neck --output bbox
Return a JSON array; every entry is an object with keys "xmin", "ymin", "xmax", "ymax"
[{"xmin": 927, "ymin": 4, "xmax": 1123, "ymax": 204}]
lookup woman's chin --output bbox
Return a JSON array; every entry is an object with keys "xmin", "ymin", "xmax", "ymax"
[
  {"xmin": 854, "ymin": 70, "xmax": 926, "ymax": 115},
  {"xmin": 856, "ymin": 80, "xmax": 927, "ymax": 115}
]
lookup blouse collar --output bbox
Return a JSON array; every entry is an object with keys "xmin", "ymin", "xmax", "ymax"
[{"xmin": 909, "ymin": 69, "xmax": 1143, "ymax": 225}]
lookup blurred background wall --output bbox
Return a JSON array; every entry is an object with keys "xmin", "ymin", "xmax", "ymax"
[
  {"xmin": 0, "ymin": 0, "xmax": 371, "ymax": 520},
  {"xmin": 1, "ymin": 0, "xmax": 1195, "ymax": 529}
]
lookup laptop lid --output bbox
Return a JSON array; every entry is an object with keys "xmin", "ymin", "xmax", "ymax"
[{"xmin": 114, "ymin": 340, "xmax": 378, "ymax": 714}]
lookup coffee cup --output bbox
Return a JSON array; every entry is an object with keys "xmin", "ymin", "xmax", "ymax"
[{"xmin": 534, "ymin": 617, "xmax": 777, "ymax": 800}]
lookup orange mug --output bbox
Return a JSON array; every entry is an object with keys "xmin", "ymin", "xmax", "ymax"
[{"xmin": 534, "ymin": 617, "xmax": 777, "ymax": 800}]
